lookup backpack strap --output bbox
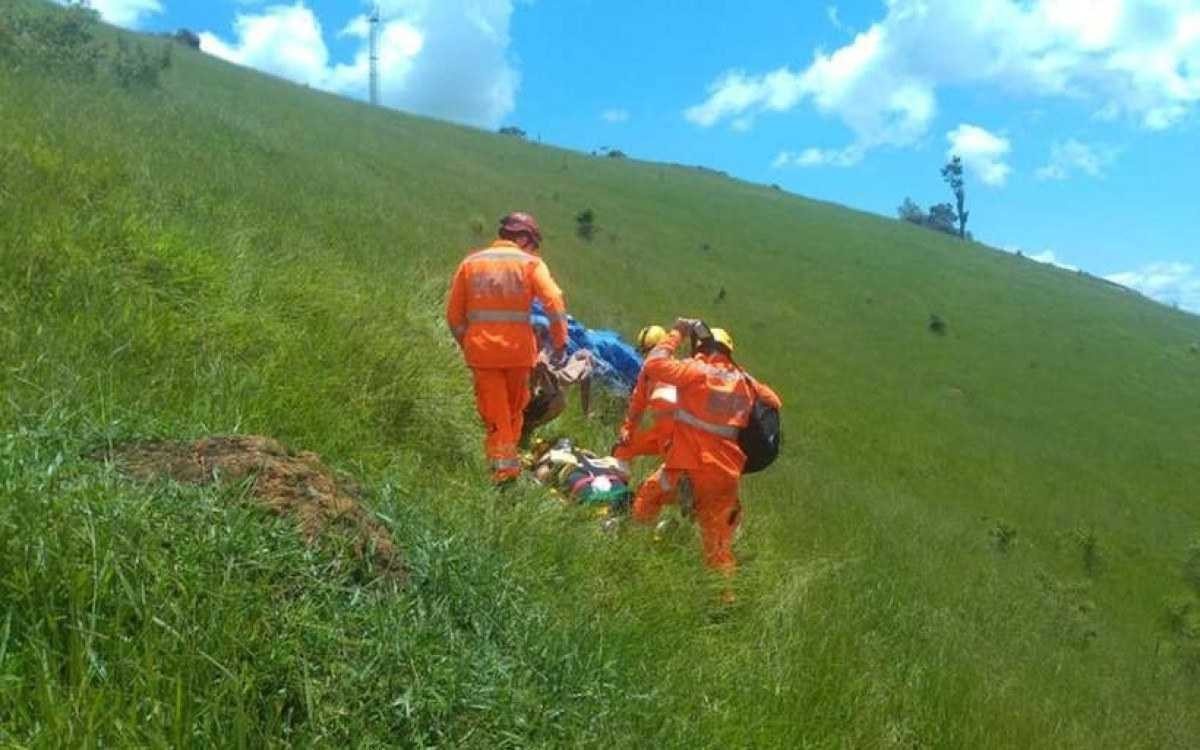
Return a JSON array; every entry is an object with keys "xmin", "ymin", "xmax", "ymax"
[{"xmin": 734, "ymin": 364, "xmax": 760, "ymax": 411}]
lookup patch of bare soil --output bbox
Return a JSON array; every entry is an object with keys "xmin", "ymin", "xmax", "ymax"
[{"xmin": 96, "ymin": 436, "xmax": 404, "ymax": 580}]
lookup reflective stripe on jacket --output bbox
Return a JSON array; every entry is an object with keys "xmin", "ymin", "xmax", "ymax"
[
  {"xmin": 621, "ymin": 367, "xmax": 678, "ymax": 437},
  {"xmin": 445, "ymin": 240, "xmax": 568, "ymax": 368}
]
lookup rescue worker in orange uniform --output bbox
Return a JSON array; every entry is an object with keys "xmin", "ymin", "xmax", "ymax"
[
  {"xmin": 446, "ymin": 212, "xmax": 568, "ymax": 484},
  {"xmin": 613, "ymin": 325, "xmax": 677, "ymax": 465},
  {"xmin": 635, "ymin": 319, "xmax": 781, "ymax": 575},
  {"xmin": 612, "ymin": 325, "xmax": 681, "ymax": 521}
]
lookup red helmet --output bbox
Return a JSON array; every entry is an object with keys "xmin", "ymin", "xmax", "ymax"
[{"xmin": 499, "ymin": 211, "xmax": 542, "ymax": 247}]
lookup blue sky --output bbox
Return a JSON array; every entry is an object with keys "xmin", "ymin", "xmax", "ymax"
[{"xmin": 81, "ymin": 0, "xmax": 1200, "ymax": 312}]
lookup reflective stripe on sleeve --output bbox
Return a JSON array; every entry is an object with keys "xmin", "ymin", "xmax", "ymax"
[
  {"xmin": 491, "ymin": 457, "xmax": 522, "ymax": 470},
  {"xmin": 649, "ymin": 384, "xmax": 677, "ymax": 404},
  {"xmin": 467, "ymin": 310, "xmax": 532, "ymax": 323},
  {"xmin": 675, "ymin": 409, "xmax": 740, "ymax": 439}
]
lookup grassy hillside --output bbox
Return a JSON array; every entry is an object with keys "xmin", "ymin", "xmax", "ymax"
[{"xmin": 3, "ymin": 2, "xmax": 1200, "ymax": 746}]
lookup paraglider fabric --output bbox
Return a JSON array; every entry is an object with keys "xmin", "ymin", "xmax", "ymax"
[{"xmin": 531, "ymin": 300, "xmax": 642, "ymax": 393}]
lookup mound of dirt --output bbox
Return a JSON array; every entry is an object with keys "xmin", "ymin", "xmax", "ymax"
[{"xmin": 96, "ymin": 436, "xmax": 404, "ymax": 580}]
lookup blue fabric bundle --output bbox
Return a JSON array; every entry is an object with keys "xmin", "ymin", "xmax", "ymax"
[{"xmin": 531, "ymin": 301, "xmax": 643, "ymax": 393}]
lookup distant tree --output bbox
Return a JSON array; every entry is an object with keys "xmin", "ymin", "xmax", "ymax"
[
  {"xmin": 897, "ymin": 197, "xmax": 927, "ymax": 226},
  {"xmin": 173, "ymin": 29, "xmax": 201, "ymax": 49},
  {"xmin": 606, "ymin": 149, "xmax": 626, "ymax": 159},
  {"xmin": 941, "ymin": 155, "xmax": 968, "ymax": 239},
  {"xmin": 926, "ymin": 203, "xmax": 958, "ymax": 235},
  {"xmin": 575, "ymin": 208, "xmax": 595, "ymax": 241},
  {"xmin": 498, "ymin": 126, "xmax": 526, "ymax": 138}
]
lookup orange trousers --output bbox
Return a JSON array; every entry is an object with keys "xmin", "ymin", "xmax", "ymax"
[
  {"xmin": 470, "ymin": 367, "xmax": 531, "ymax": 482},
  {"xmin": 612, "ymin": 415, "xmax": 673, "ymax": 462},
  {"xmin": 632, "ymin": 466, "xmax": 742, "ymax": 574}
]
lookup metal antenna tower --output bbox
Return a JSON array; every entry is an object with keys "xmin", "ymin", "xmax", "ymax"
[{"xmin": 368, "ymin": 3, "xmax": 381, "ymax": 106}]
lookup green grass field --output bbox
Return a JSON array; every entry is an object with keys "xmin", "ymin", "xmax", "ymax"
[{"xmin": 3, "ymin": 2, "xmax": 1200, "ymax": 746}]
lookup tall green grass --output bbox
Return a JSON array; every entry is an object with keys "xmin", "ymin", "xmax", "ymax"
[{"xmin": 3, "ymin": 2, "xmax": 1200, "ymax": 746}]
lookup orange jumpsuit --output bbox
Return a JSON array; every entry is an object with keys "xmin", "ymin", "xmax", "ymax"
[
  {"xmin": 613, "ymin": 367, "xmax": 677, "ymax": 461},
  {"xmin": 446, "ymin": 240, "xmax": 567, "ymax": 482},
  {"xmin": 636, "ymin": 330, "xmax": 781, "ymax": 573},
  {"xmin": 614, "ymin": 365, "xmax": 679, "ymax": 512}
]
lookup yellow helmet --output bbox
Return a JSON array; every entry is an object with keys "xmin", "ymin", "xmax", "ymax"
[
  {"xmin": 710, "ymin": 327, "xmax": 735, "ymax": 354},
  {"xmin": 636, "ymin": 325, "xmax": 667, "ymax": 353}
]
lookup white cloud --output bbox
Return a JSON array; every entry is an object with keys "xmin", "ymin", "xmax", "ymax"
[
  {"xmin": 56, "ymin": 0, "xmax": 162, "ymax": 28},
  {"xmin": 1035, "ymin": 139, "xmax": 1116, "ymax": 180},
  {"xmin": 601, "ymin": 108, "xmax": 630, "ymax": 124},
  {"xmin": 338, "ymin": 14, "xmax": 372, "ymax": 40},
  {"xmin": 946, "ymin": 124, "xmax": 1012, "ymax": 187},
  {"xmin": 1107, "ymin": 262, "xmax": 1200, "ymax": 312},
  {"xmin": 685, "ymin": 0, "xmax": 1200, "ymax": 159},
  {"xmin": 773, "ymin": 145, "xmax": 864, "ymax": 168},
  {"xmin": 1029, "ymin": 250, "xmax": 1079, "ymax": 272},
  {"xmin": 201, "ymin": 1, "xmax": 519, "ymax": 129},
  {"xmin": 200, "ymin": 4, "xmax": 334, "ymax": 86}
]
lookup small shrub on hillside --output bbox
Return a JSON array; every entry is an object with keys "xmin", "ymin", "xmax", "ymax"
[
  {"xmin": 898, "ymin": 197, "xmax": 926, "ymax": 225},
  {"xmin": 990, "ymin": 519, "xmax": 1017, "ymax": 552},
  {"xmin": 468, "ymin": 216, "xmax": 486, "ymax": 237},
  {"xmin": 1189, "ymin": 342, "xmax": 1199, "ymax": 355},
  {"xmin": 575, "ymin": 209, "xmax": 595, "ymax": 241},
  {"xmin": 897, "ymin": 197, "xmax": 964, "ymax": 236},
  {"xmin": 928, "ymin": 314, "xmax": 946, "ymax": 335},
  {"xmin": 110, "ymin": 37, "xmax": 171, "ymax": 90},
  {"xmin": 926, "ymin": 203, "xmax": 959, "ymax": 235}
]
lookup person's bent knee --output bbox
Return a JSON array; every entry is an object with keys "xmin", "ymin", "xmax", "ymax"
[{"xmin": 631, "ymin": 499, "xmax": 660, "ymax": 524}]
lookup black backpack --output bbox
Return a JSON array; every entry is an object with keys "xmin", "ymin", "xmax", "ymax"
[{"xmin": 738, "ymin": 375, "xmax": 781, "ymax": 474}]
